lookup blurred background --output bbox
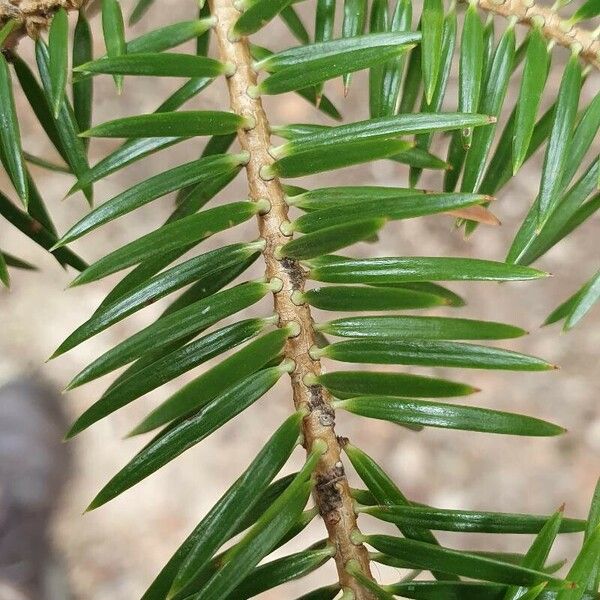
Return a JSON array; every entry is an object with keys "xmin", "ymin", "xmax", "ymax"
[{"xmin": 0, "ymin": 1, "xmax": 598, "ymax": 598}]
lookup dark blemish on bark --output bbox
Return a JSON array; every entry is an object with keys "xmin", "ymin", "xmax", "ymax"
[
  {"xmin": 315, "ymin": 463, "xmax": 345, "ymax": 519},
  {"xmin": 308, "ymin": 385, "xmax": 335, "ymax": 427},
  {"xmin": 279, "ymin": 257, "xmax": 305, "ymax": 290}
]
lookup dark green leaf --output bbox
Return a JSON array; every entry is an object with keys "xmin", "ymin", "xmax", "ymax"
[
  {"xmin": 66, "ymin": 318, "xmax": 268, "ymax": 439},
  {"xmin": 504, "ymin": 508, "xmax": 566, "ymax": 600},
  {"xmin": 0, "ymin": 190, "xmax": 86, "ymax": 271},
  {"xmin": 555, "ymin": 525, "xmax": 600, "ymax": 600},
  {"xmin": 507, "ymin": 158, "xmax": 600, "ymax": 264},
  {"xmin": 317, "ymin": 315, "xmax": 525, "ymax": 340},
  {"xmin": 96, "ymin": 254, "xmax": 258, "ymax": 406},
  {"xmin": 398, "ymin": 43, "xmax": 422, "ymax": 114},
  {"xmin": 387, "ymin": 582, "xmax": 600, "ymax": 600},
  {"xmin": 482, "ymin": 103, "xmax": 554, "ymax": 197},
  {"xmin": 98, "ymin": 169, "xmax": 242, "ymax": 308},
  {"xmin": 189, "ymin": 443, "xmax": 322, "ymax": 600},
  {"xmin": 585, "ymin": 479, "xmax": 600, "ymax": 542},
  {"xmin": 2, "ymin": 251, "xmax": 34, "ymax": 271},
  {"xmin": 537, "ymin": 54, "xmax": 582, "ymax": 228},
  {"xmin": 307, "ymin": 255, "xmax": 547, "ymax": 284},
  {"xmin": 315, "ymin": 0, "xmax": 336, "ymax": 42},
  {"xmin": 571, "ymin": 0, "xmax": 600, "ymax": 22},
  {"xmin": 65, "ymin": 281, "xmax": 271, "ymax": 389},
  {"xmin": 458, "ymin": 4, "xmax": 483, "ymax": 149},
  {"xmin": 461, "ymin": 24, "xmax": 515, "ymax": 193},
  {"xmin": 481, "ymin": 15, "xmax": 496, "ymax": 81},
  {"xmin": 129, "ymin": 0, "xmax": 155, "ymax": 25},
  {"xmin": 362, "ymin": 504, "xmax": 581, "ymax": 534},
  {"xmin": 196, "ymin": 2, "xmax": 212, "ymax": 57},
  {"xmin": 258, "ymin": 32, "xmax": 418, "ymax": 72},
  {"xmin": 380, "ymin": 0, "xmax": 412, "ymax": 116},
  {"xmin": 102, "ymin": 0, "xmax": 127, "ymax": 92},
  {"xmin": 81, "ymin": 110, "xmax": 248, "ymax": 138},
  {"xmin": 562, "ymin": 93, "xmax": 600, "ymax": 188},
  {"xmin": 0, "ymin": 55, "xmax": 28, "ymax": 205},
  {"xmin": 256, "ymin": 42, "xmax": 415, "ymax": 96},
  {"xmin": 343, "ymin": 443, "xmax": 456, "ymax": 580},
  {"xmin": 512, "ymin": 27, "xmax": 549, "ymax": 173},
  {"xmin": 3, "ymin": 249, "xmax": 36, "ymax": 269},
  {"xmin": 443, "ymin": 131, "xmax": 466, "ymax": 192},
  {"xmin": 68, "ymin": 200, "xmax": 257, "ymax": 286},
  {"xmin": 346, "ymin": 560, "xmax": 396, "ymax": 599},
  {"xmin": 386, "ymin": 282, "xmax": 465, "ymax": 306},
  {"xmin": 48, "ymin": 7, "xmax": 69, "ymax": 117},
  {"xmin": 338, "ymin": 395, "xmax": 564, "ymax": 435},
  {"xmin": 293, "ymin": 585, "xmax": 341, "ymax": 600},
  {"xmin": 149, "ymin": 412, "xmax": 302, "ymax": 599},
  {"xmin": 0, "ymin": 20, "xmax": 17, "ymax": 47},
  {"xmin": 225, "ymin": 546, "xmax": 333, "ymax": 599},
  {"xmin": 55, "ymin": 153, "xmax": 246, "ymax": 247},
  {"xmin": 87, "ymin": 363, "xmax": 291, "ymax": 510},
  {"xmin": 545, "ymin": 270, "xmax": 600, "ymax": 331},
  {"xmin": 281, "ymin": 219, "xmax": 384, "ymax": 260},
  {"xmin": 292, "ymin": 192, "xmax": 488, "ymax": 233},
  {"xmin": 342, "ymin": 0, "xmax": 367, "ymax": 90},
  {"xmin": 55, "ymin": 242, "xmax": 262, "ymax": 357},
  {"xmin": 163, "ymin": 505, "xmax": 319, "ymax": 600},
  {"xmin": 68, "ymin": 78, "xmax": 214, "ymax": 194},
  {"xmin": 410, "ymin": 6, "xmax": 456, "ymax": 186},
  {"xmin": 584, "ymin": 479, "xmax": 600, "ymax": 591},
  {"xmin": 130, "ymin": 325, "xmax": 293, "ymax": 435},
  {"xmin": 317, "ymin": 370, "xmax": 478, "ymax": 398},
  {"xmin": 363, "ymin": 534, "xmax": 566, "ymax": 586},
  {"xmin": 509, "ymin": 158, "xmax": 599, "ymax": 266},
  {"xmin": 0, "ymin": 252, "xmax": 9, "ymax": 287},
  {"xmin": 300, "ymin": 284, "xmax": 448, "ymax": 311},
  {"xmin": 75, "ymin": 52, "xmax": 227, "ymax": 78},
  {"xmin": 72, "ymin": 10, "xmax": 93, "ymax": 137},
  {"xmin": 270, "ymin": 138, "xmax": 413, "ymax": 178},
  {"xmin": 368, "ymin": 0, "xmax": 389, "ymax": 118},
  {"xmin": 127, "ymin": 18, "xmax": 215, "ymax": 54},
  {"xmin": 316, "ymin": 339, "xmax": 555, "ymax": 371},
  {"xmin": 421, "ymin": 0, "xmax": 444, "ymax": 104},
  {"xmin": 286, "ymin": 184, "xmax": 419, "ymax": 211},
  {"xmin": 12, "ymin": 54, "xmax": 68, "ymax": 164},
  {"xmin": 281, "ymin": 6, "xmax": 310, "ymax": 44},
  {"xmin": 249, "ymin": 44, "xmax": 342, "ymax": 119},
  {"xmin": 276, "ymin": 113, "xmax": 493, "ymax": 154},
  {"xmin": 35, "ymin": 40, "xmax": 93, "ymax": 204},
  {"xmin": 234, "ymin": 0, "xmax": 295, "ymax": 36},
  {"xmin": 392, "ymin": 146, "xmax": 449, "ymax": 170}
]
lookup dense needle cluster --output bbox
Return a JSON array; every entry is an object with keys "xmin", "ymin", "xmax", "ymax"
[{"xmin": 0, "ymin": 0, "xmax": 599, "ymax": 598}]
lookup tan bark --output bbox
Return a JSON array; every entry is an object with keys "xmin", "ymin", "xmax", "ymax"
[{"xmin": 208, "ymin": 0, "xmax": 375, "ymax": 597}]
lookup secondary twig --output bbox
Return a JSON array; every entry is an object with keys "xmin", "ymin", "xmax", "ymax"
[
  {"xmin": 475, "ymin": 0, "xmax": 600, "ymax": 70},
  {"xmin": 3, "ymin": 0, "xmax": 598, "ymax": 71},
  {"xmin": 208, "ymin": 0, "xmax": 375, "ymax": 597},
  {"xmin": 0, "ymin": 0, "xmax": 84, "ymax": 39}
]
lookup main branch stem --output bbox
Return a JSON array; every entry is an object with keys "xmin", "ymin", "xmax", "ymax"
[{"xmin": 208, "ymin": 0, "xmax": 375, "ymax": 596}]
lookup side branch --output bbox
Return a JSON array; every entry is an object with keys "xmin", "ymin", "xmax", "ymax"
[
  {"xmin": 208, "ymin": 0, "xmax": 375, "ymax": 597},
  {"xmin": 0, "ymin": 0, "xmax": 85, "ymax": 39},
  {"xmin": 475, "ymin": 0, "xmax": 600, "ymax": 70}
]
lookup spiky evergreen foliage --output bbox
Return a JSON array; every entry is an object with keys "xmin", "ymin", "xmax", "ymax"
[{"xmin": 0, "ymin": 0, "xmax": 599, "ymax": 597}]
